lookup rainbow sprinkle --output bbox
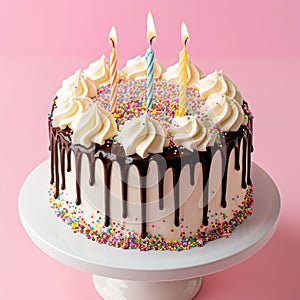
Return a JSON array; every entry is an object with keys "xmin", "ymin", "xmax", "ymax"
[
  {"xmin": 48, "ymin": 184, "xmax": 254, "ymax": 251},
  {"xmin": 96, "ymin": 78, "xmax": 223, "ymax": 146}
]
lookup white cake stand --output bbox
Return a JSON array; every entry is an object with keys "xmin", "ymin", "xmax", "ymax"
[{"xmin": 19, "ymin": 160, "xmax": 280, "ymax": 300}]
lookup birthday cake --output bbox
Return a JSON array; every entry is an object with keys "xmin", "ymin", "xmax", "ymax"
[{"xmin": 48, "ymin": 21, "xmax": 253, "ymax": 251}]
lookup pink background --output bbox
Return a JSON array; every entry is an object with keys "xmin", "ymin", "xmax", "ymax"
[{"xmin": 1, "ymin": 0, "xmax": 299, "ymax": 299}]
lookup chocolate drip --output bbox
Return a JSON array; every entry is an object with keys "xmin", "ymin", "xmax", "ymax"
[
  {"xmin": 249, "ymin": 118, "xmax": 254, "ymax": 153},
  {"xmin": 158, "ymin": 179, "xmax": 164, "ymax": 210},
  {"xmin": 234, "ymin": 137, "xmax": 241, "ymax": 171},
  {"xmin": 54, "ymin": 138, "xmax": 60, "ymax": 199},
  {"xmin": 247, "ymin": 133, "xmax": 252, "ymax": 185},
  {"xmin": 49, "ymin": 123, "xmax": 72, "ymax": 197},
  {"xmin": 60, "ymin": 146, "xmax": 66, "ymax": 190},
  {"xmin": 172, "ymin": 166, "xmax": 181, "ymax": 227},
  {"xmin": 241, "ymin": 137, "xmax": 247, "ymax": 189},
  {"xmin": 49, "ymin": 109, "xmax": 55, "ymax": 193},
  {"xmin": 103, "ymin": 160, "xmax": 112, "ymax": 227},
  {"xmin": 49, "ymin": 116, "xmax": 253, "ymax": 237},
  {"xmin": 50, "ymin": 134, "xmax": 54, "ymax": 185},
  {"xmin": 140, "ymin": 176, "xmax": 147, "ymax": 238},
  {"xmin": 66, "ymin": 149, "xmax": 72, "ymax": 172},
  {"xmin": 166, "ymin": 151, "xmax": 194, "ymax": 227},
  {"xmin": 74, "ymin": 151, "xmax": 83, "ymax": 205},
  {"xmin": 199, "ymin": 148, "xmax": 214, "ymax": 226},
  {"xmin": 120, "ymin": 163, "xmax": 129, "ymax": 219}
]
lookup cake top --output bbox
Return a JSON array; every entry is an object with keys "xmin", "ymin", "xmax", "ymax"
[{"xmin": 51, "ymin": 55, "xmax": 252, "ymax": 158}]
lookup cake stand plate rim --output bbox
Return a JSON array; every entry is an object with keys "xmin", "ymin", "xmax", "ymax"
[{"xmin": 18, "ymin": 159, "xmax": 280, "ymax": 281}]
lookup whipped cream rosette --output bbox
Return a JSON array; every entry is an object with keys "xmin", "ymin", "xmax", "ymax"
[
  {"xmin": 56, "ymin": 69, "xmax": 97, "ymax": 99},
  {"xmin": 71, "ymin": 102, "xmax": 117, "ymax": 148},
  {"xmin": 200, "ymin": 94, "xmax": 248, "ymax": 132},
  {"xmin": 195, "ymin": 70, "xmax": 242, "ymax": 103},
  {"xmin": 53, "ymin": 95, "xmax": 93, "ymax": 130},
  {"xmin": 117, "ymin": 114, "xmax": 169, "ymax": 159},
  {"xmin": 170, "ymin": 116, "xmax": 216, "ymax": 152},
  {"xmin": 84, "ymin": 55, "xmax": 112, "ymax": 88},
  {"xmin": 119, "ymin": 56, "xmax": 165, "ymax": 80},
  {"xmin": 162, "ymin": 59, "xmax": 204, "ymax": 87}
]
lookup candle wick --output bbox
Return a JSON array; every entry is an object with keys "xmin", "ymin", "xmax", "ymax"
[
  {"xmin": 110, "ymin": 38, "xmax": 115, "ymax": 48},
  {"xmin": 150, "ymin": 36, "xmax": 156, "ymax": 46},
  {"xmin": 184, "ymin": 38, "xmax": 189, "ymax": 47}
]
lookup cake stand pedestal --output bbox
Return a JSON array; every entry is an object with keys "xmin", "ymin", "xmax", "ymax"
[{"xmin": 19, "ymin": 160, "xmax": 280, "ymax": 300}]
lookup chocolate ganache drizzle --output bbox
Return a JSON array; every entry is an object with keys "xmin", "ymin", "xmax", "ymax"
[{"xmin": 49, "ymin": 102, "xmax": 253, "ymax": 239}]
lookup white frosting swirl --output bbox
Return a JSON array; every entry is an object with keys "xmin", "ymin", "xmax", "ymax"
[
  {"xmin": 117, "ymin": 114, "xmax": 169, "ymax": 159},
  {"xmin": 200, "ymin": 95, "xmax": 248, "ymax": 132},
  {"xmin": 71, "ymin": 103, "xmax": 117, "ymax": 148},
  {"xmin": 162, "ymin": 60, "xmax": 204, "ymax": 87},
  {"xmin": 195, "ymin": 70, "xmax": 242, "ymax": 103},
  {"xmin": 56, "ymin": 69, "xmax": 97, "ymax": 99},
  {"xmin": 53, "ymin": 95, "xmax": 93, "ymax": 129},
  {"xmin": 170, "ymin": 116, "xmax": 215, "ymax": 151},
  {"xmin": 84, "ymin": 55, "xmax": 111, "ymax": 88},
  {"xmin": 119, "ymin": 56, "xmax": 165, "ymax": 80}
]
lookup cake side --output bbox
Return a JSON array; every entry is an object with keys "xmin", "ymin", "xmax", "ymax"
[{"xmin": 49, "ymin": 121, "xmax": 253, "ymax": 246}]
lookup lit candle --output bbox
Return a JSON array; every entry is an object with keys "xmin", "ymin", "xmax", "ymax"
[
  {"xmin": 177, "ymin": 22, "xmax": 190, "ymax": 116},
  {"xmin": 145, "ymin": 11, "xmax": 157, "ymax": 111},
  {"xmin": 109, "ymin": 26, "xmax": 118, "ymax": 113}
]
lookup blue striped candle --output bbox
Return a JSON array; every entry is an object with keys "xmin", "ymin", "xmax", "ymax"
[{"xmin": 145, "ymin": 39, "xmax": 154, "ymax": 111}]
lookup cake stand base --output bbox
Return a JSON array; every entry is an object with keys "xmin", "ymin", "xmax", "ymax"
[
  {"xmin": 19, "ymin": 160, "xmax": 280, "ymax": 300},
  {"xmin": 93, "ymin": 275, "xmax": 202, "ymax": 300}
]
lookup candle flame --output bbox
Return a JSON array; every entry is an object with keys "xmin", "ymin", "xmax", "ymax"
[
  {"xmin": 181, "ymin": 22, "xmax": 190, "ymax": 45},
  {"xmin": 109, "ymin": 26, "xmax": 117, "ymax": 47},
  {"xmin": 147, "ymin": 11, "xmax": 157, "ymax": 42}
]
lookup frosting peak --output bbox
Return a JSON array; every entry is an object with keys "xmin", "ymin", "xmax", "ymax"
[
  {"xmin": 162, "ymin": 59, "xmax": 204, "ymax": 87},
  {"xmin": 84, "ymin": 55, "xmax": 111, "ymax": 88},
  {"xmin": 200, "ymin": 95, "xmax": 247, "ymax": 132},
  {"xmin": 53, "ymin": 95, "xmax": 93, "ymax": 130},
  {"xmin": 56, "ymin": 69, "xmax": 98, "ymax": 99},
  {"xmin": 120, "ymin": 56, "xmax": 165, "ymax": 80},
  {"xmin": 195, "ymin": 70, "xmax": 242, "ymax": 103},
  {"xmin": 117, "ymin": 114, "xmax": 169, "ymax": 159},
  {"xmin": 71, "ymin": 103, "xmax": 117, "ymax": 148},
  {"xmin": 170, "ymin": 116, "xmax": 215, "ymax": 151}
]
